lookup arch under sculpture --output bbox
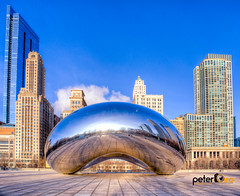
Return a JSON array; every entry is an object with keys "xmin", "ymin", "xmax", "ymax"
[{"xmin": 45, "ymin": 102, "xmax": 186, "ymax": 174}]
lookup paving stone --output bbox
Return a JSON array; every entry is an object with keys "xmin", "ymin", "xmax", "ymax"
[{"xmin": 0, "ymin": 170, "xmax": 240, "ymax": 195}]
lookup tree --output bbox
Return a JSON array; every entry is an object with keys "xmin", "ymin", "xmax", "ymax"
[
  {"xmin": 29, "ymin": 158, "xmax": 38, "ymax": 168},
  {"xmin": 223, "ymin": 160, "xmax": 228, "ymax": 169},
  {"xmin": 38, "ymin": 158, "xmax": 46, "ymax": 168},
  {"xmin": 0, "ymin": 153, "xmax": 9, "ymax": 169},
  {"xmin": 234, "ymin": 159, "xmax": 240, "ymax": 169},
  {"xmin": 229, "ymin": 160, "xmax": 235, "ymax": 169},
  {"xmin": 194, "ymin": 161, "xmax": 199, "ymax": 169}
]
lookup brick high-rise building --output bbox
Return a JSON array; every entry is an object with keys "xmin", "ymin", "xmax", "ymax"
[{"xmin": 15, "ymin": 52, "xmax": 54, "ymax": 165}]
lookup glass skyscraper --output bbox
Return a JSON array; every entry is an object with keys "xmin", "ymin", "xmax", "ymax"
[
  {"xmin": 3, "ymin": 5, "xmax": 39, "ymax": 124},
  {"xmin": 194, "ymin": 54, "xmax": 234, "ymax": 147}
]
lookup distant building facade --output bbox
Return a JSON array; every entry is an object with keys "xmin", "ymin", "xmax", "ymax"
[
  {"xmin": 184, "ymin": 54, "xmax": 234, "ymax": 148},
  {"xmin": 170, "ymin": 116, "xmax": 185, "ymax": 140},
  {"xmin": 184, "ymin": 114, "xmax": 214, "ymax": 147},
  {"xmin": 3, "ymin": 5, "xmax": 39, "ymax": 124},
  {"xmin": 133, "ymin": 76, "xmax": 163, "ymax": 114},
  {"xmin": 62, "ymin": 90, "xmax": 87, "ymax": 119},
  {"xmin": 62, "ymin": 111, "xmax": 71, "ymax": 119},
  {"xmin": 85, "ymin": 159, "xmax": 147, "ymax": 173},
  {"xmin": 54, "ymin": 115, "xmax": 61, "ymax": 127},
  {"xmin": 234, "ymin": 116, "xmax": 236, "ymax": 139},
  {"xmin": 185, "ymin": 147, "xmax": 240, "ymax": 169},
  {"xmin": 15, "ymin": 52, "xmax": 54, "ymax": 165},
  {"xmin": 0, "ymin": 124, "xmax": 15, "ymax": 167}
]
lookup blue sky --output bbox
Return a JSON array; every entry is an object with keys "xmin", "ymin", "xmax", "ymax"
[{"xmin": 0, "ymin": 0, "xmax": 240, "ymax": 137}]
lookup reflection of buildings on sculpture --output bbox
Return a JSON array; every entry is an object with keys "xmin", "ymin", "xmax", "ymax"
[
  {"xmin": 133, "ymin": 76, "xmax": 163, "ymax": 114},
  {"xmin": 0, "ymin": 124, "xmax": 15, "ymax": 167},
  {"xmin": 46, "ymin": 102, "xmax": 185, "ymax": 175},
  {"xmin": 15, "ymin": 52, "xmax": 54, "ymax": 165},
  {"xmin": 170, "ymin": 116, "xmax": 184, "ymax": 140},
  {"xmin": 185, "ymin": 147, "xmax": 240, "ymax": 169},
  {"xmin": 62, "ymin": 90, "xmax": 87, "ymax": 119},
  {"xmin": 84, "ymin": 159, "xmax": 148, "ymax": 173}
]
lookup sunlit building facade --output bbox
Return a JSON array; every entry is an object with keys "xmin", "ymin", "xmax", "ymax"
[
  {"xmin": 3, "ymin": 5, "xmax": 39, "ymax": 124},
  {"xmin": 15, "ymin": 52, "xmax": 54, "ymax": 165},
  {"xmin": 194, "ymin": 54, "xmax": 234, "ymax": 147},
  {"xmin": 170, "ymin": 116, "xmax": 185, "ymax": 140},
  {"xmin": 85, "ymin": 159, "xmax": 147, "ymax": 173},
  {"xmin": 133, "ymin": 76, "xmax": 163, "ymax": 114},
  {"xmin": 184, "ymin": 114, "xmax": 214, "ymax": 147},
  {"xmin": 62, "ymin": 90, "xmax": 87, "ymax": 119},
  {"xmin": 0, "ymin": 124, "xmax": 15, "ymax": 167},
  {"xmin": 185, "ymin": 147, "xmax": 240, "ymax": 169}
]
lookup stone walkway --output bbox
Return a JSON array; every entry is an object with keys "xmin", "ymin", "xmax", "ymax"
[{"xmin": 0, "ymin": 170, "xmax": 239, "ymax": 195}]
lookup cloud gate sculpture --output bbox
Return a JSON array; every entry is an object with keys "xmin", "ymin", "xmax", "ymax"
[{"xmin": 45, "ymin": 102, "xmax": 186, "ymax": 174}]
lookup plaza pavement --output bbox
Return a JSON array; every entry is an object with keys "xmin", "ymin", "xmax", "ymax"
[{"xmin": 0, "ymin": 170, "xmax": 239, "ymax": 195}]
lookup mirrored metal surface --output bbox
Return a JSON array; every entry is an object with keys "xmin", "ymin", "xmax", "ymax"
[{"xmin": 45, "ymin": 102, "xmax": 186, "ymax": 174}]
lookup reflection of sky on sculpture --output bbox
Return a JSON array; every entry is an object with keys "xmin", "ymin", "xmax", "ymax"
[{"xmin": 48, "ymin": 102, "xmax": 184, "ymax": 146}]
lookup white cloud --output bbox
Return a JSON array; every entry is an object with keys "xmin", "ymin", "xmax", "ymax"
[
  {"xmin": 109, "ymin": 90, "xmax": 131, "ymax": 102},
  {"xmin": 54, "ymin": 85, "xmax": 131, "ymax": 115}
]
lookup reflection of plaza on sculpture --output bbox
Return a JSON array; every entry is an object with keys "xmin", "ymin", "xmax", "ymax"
[{"xmin": 45, "ymin": 102, "xmax": 186, "ymax": 175}]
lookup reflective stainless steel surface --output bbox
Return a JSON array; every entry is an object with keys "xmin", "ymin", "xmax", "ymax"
[{"xmin": 45, "ymin": 102, "xmax": 186, "ymax": 174}]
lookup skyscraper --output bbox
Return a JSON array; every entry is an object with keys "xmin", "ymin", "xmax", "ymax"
[
  {"xmin": 3, "ymin": 5, "xmax": 39, "ymax": 124},
  {"xmin": 133, "ymin": 76, "xmax": 163, "ymax": 114},
  {"xmin": 193, "ymin": 54, "xmax": 234, "ymax": 147},
  {"xmin": 15, "ymin": 52, "xmax": 53, "ymax": 165}
]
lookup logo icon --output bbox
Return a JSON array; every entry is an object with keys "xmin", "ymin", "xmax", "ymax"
[
  {"xmin": 215, "ymin": 173, "xmax": 224, "ymax": 183},
  {"xmin": 193, "ymin": 173, "xmax": 234, "ymax": 185}
]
